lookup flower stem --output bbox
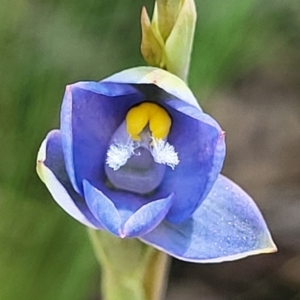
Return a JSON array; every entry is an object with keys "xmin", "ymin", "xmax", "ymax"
[{"xmin": 88, "ymin": 229, "xmax": 170, "ymax": 300}]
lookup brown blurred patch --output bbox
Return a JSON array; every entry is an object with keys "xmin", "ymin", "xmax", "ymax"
[{"xmin": 167, "ymin": 66, "xmax": 300, "ymax": 300}]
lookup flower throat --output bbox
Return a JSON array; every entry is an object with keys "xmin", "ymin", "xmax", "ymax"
[{"xmin": 105, "ymin": 102, "xmax": 179, "ymax": 194}]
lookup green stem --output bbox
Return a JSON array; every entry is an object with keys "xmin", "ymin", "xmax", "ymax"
[{"xmin": 88, "ymin": 229, "xmax": 170, "ymax": 300}]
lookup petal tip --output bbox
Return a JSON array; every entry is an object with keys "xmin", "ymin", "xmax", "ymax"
[{"xmin": 262, "ymin": 239, "xmax": 278, "ymax": 254}]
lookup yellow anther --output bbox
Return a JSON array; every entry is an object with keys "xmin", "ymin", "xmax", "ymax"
[{"xmin": 126, "ymin": 102, "xmax": 171, "ymax": 141}]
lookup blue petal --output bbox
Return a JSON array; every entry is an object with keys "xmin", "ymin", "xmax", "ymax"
[
  {"xmin": 60, "ymin": 80, "xmax": 225, "ymax": 225},
  {"xmin": 60, "ymin": 81, "xmax": 144, "ymax": 194},
  {"xmin": 83, "ymin": 180, "xmax": 174, "ymax": 238},
  {"xmin": 83, "ymin": 180, "xmax": 122, "ymax": 236},
  {"xmin": 37, "ymin": 130, "xmax": 102, "ymax": 229},
  {"xmin": 154, "ymin": 98, "xmax": 225, "ymax": 223},
  {"xmin": 140, "ymin": 175, "xmax": 277, "ymax": 262},
  {"xmin": 122, "ymin": 193, "xmax": 174, "ymax": 238}
]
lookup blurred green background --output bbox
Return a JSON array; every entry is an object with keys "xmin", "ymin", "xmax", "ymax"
[{"xmin": 0, "ymin": 0, "xmax": 299, "ymax": 299}]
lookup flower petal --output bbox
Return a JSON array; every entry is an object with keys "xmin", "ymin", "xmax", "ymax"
[
  {"xmin": 122, "ymin": 193, "xmax": 174, "ymax": 238},
  {"xmin": 140, "ymin": 175, "xmax": 277, "ymax": 262},
  {"xmin": 36, "ymin": 130, "xmax": 102, "ymax": 229},
  {"xmin": 102, "ymin": 70, "xmax": 225, "ymax": 223},
  {"xmin": 155, "ymin": 99, "xmax": 225, "ymax": 223},
  {"xmin": 102, "ymin": 66, "xmax": 200, "ymax": 109},
  {"xmin": 60, "ymin": 81, "xmax": 144, "ymax": 194},
  {"xmin": 83, "ymin": 180, "xmax": 122, "ymax": 236},
  {"xmin": 83, "ymin": 180, "xmax": 174, "ymax": 238}
]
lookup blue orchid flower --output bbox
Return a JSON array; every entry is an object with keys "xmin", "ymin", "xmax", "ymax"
[{"xmin": 37, "ymin": 67, "xmax": 276, "ymax": 262}]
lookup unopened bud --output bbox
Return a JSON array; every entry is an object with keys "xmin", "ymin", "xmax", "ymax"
[{"xmin": 140, "ymin": 0, "xmax": 196, "ymax": 82}]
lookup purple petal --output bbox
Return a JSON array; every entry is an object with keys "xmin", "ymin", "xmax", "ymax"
[
  {"xmin": 155, "ymin": 99, "xmax": 225, "ymax": 223},
  {"xmin": 60, "ymin": 81, "xmax": 144, "ymax": 194},
  {"xmin": 37, "ymin": 130, "xmax": 102, "ymax": 228},
  {"xmin": 60, "ymin": 80, "xmax": 225, "ymax": 225},
  {"xmin": 83, "ymin": 180, "xmax": 122, "ymax": 236},
  {"xmin": 140, "ymin": 175, "xmax": 277, "ymax": 262},
  {"xmin": 122, "ymin": 193, "xmax": 174, "ymax": 237},
  {"xmin": 83, "ymin": 180, "xmax": 174, "ymax": 238}
]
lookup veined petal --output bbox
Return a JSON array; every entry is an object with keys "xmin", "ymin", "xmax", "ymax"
[
  {"xmin": 36, "ymin": 130, "xmax": 102, "ymax": 229},
  {"xmin": 155, "ymin": 99, "xmax": 225, "ymax": 223},
  {"xmin": 122, "ymin": 193, "xmax": 174, "ymax": 238},
  {"xmin": 102, "ymin": 66, "xmax": 200, "ymax": 109},
  {"xmin": 83, "ymin": 180, "xmax": 174, "ymax": 238},
  {"xmin": 60, "ymin": 82, "xmax": 144, "ymax": 194},
  {"xmin": 140, "ymin": 175, "xmax": 277, "ymax": 263},
  {"xmin": 83, "ymin": 180, "xmax": 122, "ymax": 236}
]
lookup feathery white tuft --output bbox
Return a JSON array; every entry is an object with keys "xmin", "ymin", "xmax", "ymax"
[
  {"xmin": 151, "ymin": 139, "xmax": 179, "ymax": 170},
  {"xmin": 106, "ymin": 141, "xmax": 135, "ymax": 171}
]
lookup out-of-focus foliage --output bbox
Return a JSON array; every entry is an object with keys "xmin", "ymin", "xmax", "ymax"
[
  {"xmin": 0, "ymin": 0, "xmax": 299, "ymax": 299},
  {"xmin": 190, "ymin": 0, "xmax": 300, "ymax": 95}
]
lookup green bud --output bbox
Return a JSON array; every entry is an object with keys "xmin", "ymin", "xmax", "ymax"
[
  {"xmin": 140, "ymin": 7, "xmax": 164, "ymax": 68},
  {"xmin": 154, "ymin": 0, "xmax": 182, "ymax": 41},
  {"xmin": 140, "ymin": 0, "xmax": 196, "ymax": 82}
]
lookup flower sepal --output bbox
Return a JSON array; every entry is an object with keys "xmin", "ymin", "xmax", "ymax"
[{"xmin": 141, "ymin": 175, "xmax": 277, "ymax": 262}]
